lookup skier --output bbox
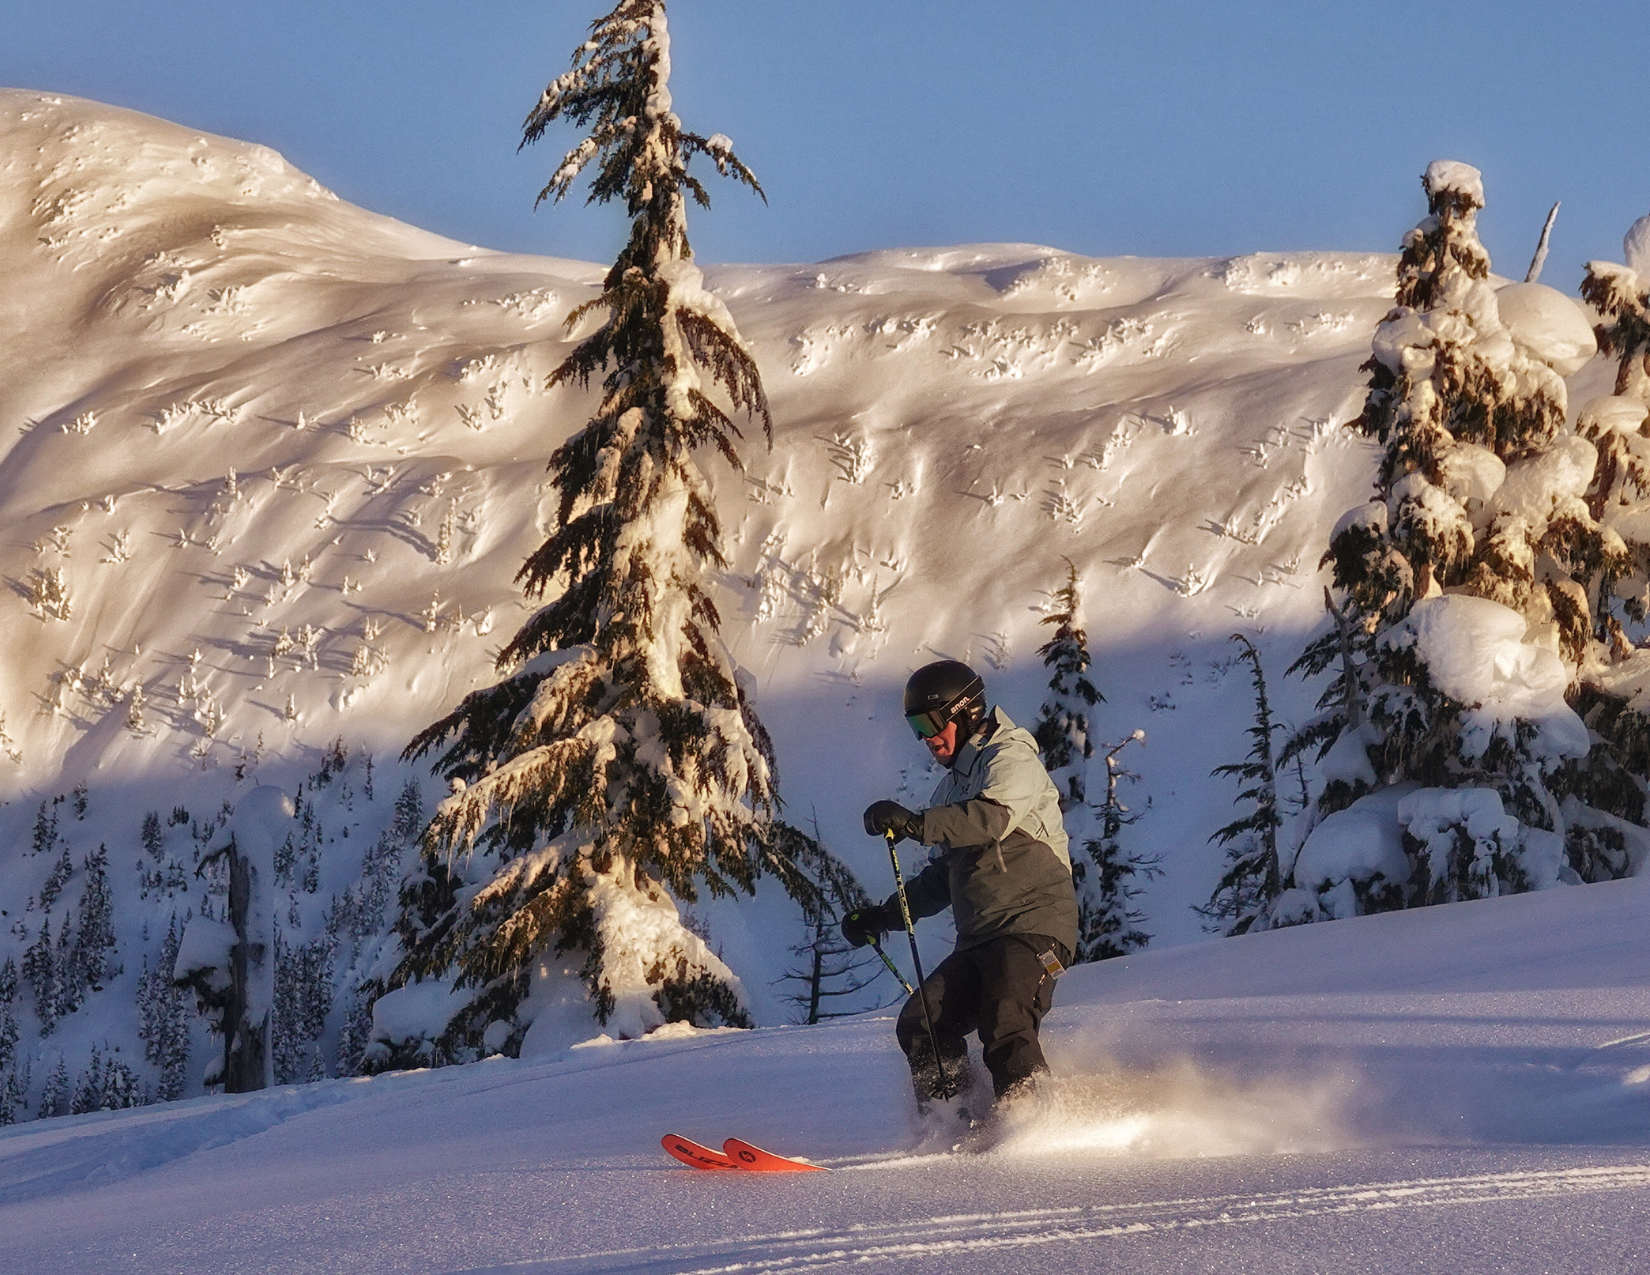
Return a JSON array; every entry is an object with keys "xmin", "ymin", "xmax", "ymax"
[{"xmin": 844, "ymin": 659, "xmax": 1078, "ymax": 1113}]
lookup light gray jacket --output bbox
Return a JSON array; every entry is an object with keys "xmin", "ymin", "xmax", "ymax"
[{"xmin": 895, "ymin": 707, "xmax": 1078, "ymax": 955}]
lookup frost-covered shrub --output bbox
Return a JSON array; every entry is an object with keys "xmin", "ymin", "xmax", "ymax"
[{"xmin": 1398, "ymin": 787, "xmax": 1563, "ymax": 904}]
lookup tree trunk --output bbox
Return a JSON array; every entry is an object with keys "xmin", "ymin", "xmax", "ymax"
[
  {"xmin": 806, "ymin": 945, "xmax": 823, "ymax": 1026},
  {"xmin": 222, "ymin": 844, "xmax": 268, "ymax": 1093}
]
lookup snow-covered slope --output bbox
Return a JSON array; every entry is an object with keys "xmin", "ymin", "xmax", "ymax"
[
  {"xmin": 13, "ymin": 88, "xmax": 1629, "ymax": 1118},
  {"xmin": 0, "ymin": 89, "xmax": 1396, "ymax": 920},
  {"xmin": 5, "ymin": 872, "xmax": 1650, "ymax": 1274}
]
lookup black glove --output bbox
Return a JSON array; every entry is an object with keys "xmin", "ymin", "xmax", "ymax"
[
  {"xmin": 841, "ymin": 904, "xmax": 896, "ymax": 949},
  {"xmin": 863, "ymin": 800, "xmax": 924, "ymax": 844}
]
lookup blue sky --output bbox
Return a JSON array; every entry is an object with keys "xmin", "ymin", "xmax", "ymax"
[{"xmin": 4, "ymin": 2, "xmax": 1647, "ymax": 286}]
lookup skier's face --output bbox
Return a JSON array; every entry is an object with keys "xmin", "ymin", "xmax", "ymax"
[{"xmin": 924, "ymin": 721, "xmax": 959, "ymax": 766}]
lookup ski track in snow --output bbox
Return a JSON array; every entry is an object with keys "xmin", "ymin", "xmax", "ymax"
[
  {"xmin": 0, "ymin": 1075, "xmax": 392, "ymax": 1207},
  {"xmin": 451, "ymin": 1164, "xmax": 1650, "ymax": 1274},
  {"xmin": 6, "ymin": 880, "xmax": 1650, "ymax": 1272}
]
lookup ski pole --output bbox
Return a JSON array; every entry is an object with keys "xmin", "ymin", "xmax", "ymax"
[
  {"xmin": 867, "ymin": 935, "xmax": 914, "ymax": 996},
  {"xmin": 885, "ymin": 829, "xmax": 954, "ymax": 1099}
]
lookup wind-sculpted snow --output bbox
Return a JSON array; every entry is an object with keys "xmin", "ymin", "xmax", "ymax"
[
  {"xmin": 5, "ymin": 87, "xmax": 1644, "ymax": 1134},
  {"xmin": 0, "ymin": 87, "xmax": 1402, "ymax": 1021}
]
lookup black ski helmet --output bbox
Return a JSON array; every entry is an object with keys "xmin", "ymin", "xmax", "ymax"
[{"xmin": 903, "ymin": 660, "xmax": 987, "ymax": 743}]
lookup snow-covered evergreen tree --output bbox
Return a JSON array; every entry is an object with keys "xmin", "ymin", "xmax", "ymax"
[
  {"xmin": 0, "ymin": 1063, "xmax": 26, "ymax": 1127},
  {"xmin": 273, "ymin": 928, "xmax": 336, "ymax": 1084},
  {"xmin": 390, "ymin": 0, "xmax": 846, "ymax": 1059},
  {"xmin": 336, "ymin": 781, "xmax": 426, "ymax": 1077},
  {"xmin": 1201, "ymin": 637, "xmax": 1284, "ymax": 935},
  {"xmin": 100, "ymin": 1054, "xmax": 141, "ymax": 1110},
  {"xmin": 31, "ymin": 798, "xmax": 59, "ymax": 857},
  {"xmin": 53, "ymin": 919, "xmax": 74, "ymax": 1015},
  {"xmin": 1334, "ymin": 161, "xmax": 1580, "ymax": 629},
  {"xmin": 39, "ymin": 844, "xmax": 71, "ymax": 910},
  {"xmin": 1581, "ymin": 257, "xmax": 1650, "ymax": 402},
  {"xmin": 0, "ymin": 958, "xmax": 18, "ymax": 1075},
  {"xmin": 70, "ymin": 843, "xmax": 117, "ymax": 999},
  {"xmin": 1031, "ymin": 561, "xmax": 1102, "ymax": 811},
  {"xmin": 69, "ymin": 1045, "xmax": 102, "ymax": 1115},
  {"xmin": 37, "ymin": 1057, "xmax": 66, "ymax": 1119},
  {"xmin": 1075, "ymin": 731, "xmax": 1155, "ymax": 961},
  {"xmin": 23, "ymin": 916, "xmax": 59, "ymax": 1034},
  {"xmin": 1551, "ymin": 229, "xmax": 1650, "ymax": 877},
  {"xmin": 1026, "ymin": 565, "xmax": 1150, "ymax": 960},
  {"xmin": 1289, "ymin": 160, "xmax": 1637, "ymax": 920},
  {"xmin": 137, "ymin": 914, "xmax": 190, "ymax": 1102},
  {"xmin": 174, "ymin": 787, "xmax": 290, "ymax": 1093}
]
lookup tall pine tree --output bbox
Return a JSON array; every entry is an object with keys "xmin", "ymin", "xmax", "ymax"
[
  {"xmin": 1028, "ymin": 565, "xmax": 1152, "ymax": 960},
  {"xmin": 1031, "ymin": 560, "xmax": 1102, "ymax": 812},
  {"xmin": 1289, "ymin": 161, "xmax": 1640, "ymax": 919},
  {"xmin": 392, "ymin": 0, "xmax": 844, "ymax": 1056},
  {"xmin": 1201, "ymin": 636, "xmax": 1284, "ymax": 935},
  {"xmin": 1076, "ymin": 731, "xmax": 1156, "ymax": 961},
  {"xmin": 0, "ymin": 959, "xmax": 18, "ymax": 1077}
]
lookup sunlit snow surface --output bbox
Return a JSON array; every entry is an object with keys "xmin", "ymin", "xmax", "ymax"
[
  {"xmin": 0, "ymin": 88, "xmax": 1446, "ymax": 972},
  {"xmin": 6, "ymin": 876, "xmax": 1650, "ymax": 1273},
  {"xmin": 5, "ymin": 89, "xmax": 1650, "ymax": 1274}
]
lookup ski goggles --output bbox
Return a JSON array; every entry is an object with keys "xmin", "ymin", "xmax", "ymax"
[{"xmin": 906, "ymin": 709, "xmax": 949, "ymax": 739}]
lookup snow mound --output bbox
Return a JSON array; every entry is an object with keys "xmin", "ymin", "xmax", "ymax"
[
  {"xmin": 1577, "ymin": 395, "xmax": 1649, "ymax": 437},
  {"xmin": 1437, "ymin": 441, "xmax": 1506, "ymax": 511},
  {"xmin": 1399, "ymin": 787, "xmax": 1565, "ymax": 893},
  {"xmin": 371, "ymin": 979, "xmax": 469, "ymax": 1046},
  {"xmin": 1582, "ymin": 647, "xmax": 1650, "ymax": 714},
  {"xmin": 1487, "ymin": 433, "xmax": 1597, "ymax": 538},
  {"xmin": 1291, "ymin": 784, "xmax": 1413, "ymax": 913},
  {"xmin": 1625, "ymin": 213, "xmax": 1650, "ymax": 277},
  {"xmin": 1423, "ymin": 160, "xmax": 1484, "ymax": 205},
  {"xmin": 229, "ymin": 784, "xmax": 295, "ymax": 877},
  {"xmin": 1385, "ymin": 595, "xmax": 1589, "ymax": 762},
  {"xmin": 1494, "ymin": 282, "xmax": 1597, "ymax": 376}
]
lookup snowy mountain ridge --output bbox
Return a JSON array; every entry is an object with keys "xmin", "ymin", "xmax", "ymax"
[{"xmin": 0, "ymin": 89, "xmax": 1625, "ymax": 1119}]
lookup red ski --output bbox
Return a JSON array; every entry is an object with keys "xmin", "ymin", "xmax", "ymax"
[
  {"xmin": 722, "ymin": 1137, "xmax": 828, "ymax": 1172},
  {"xmin": 661, "ymin": 1134, "xmax": 829, "ymax": 1172},
  {"xmin": 661, "ymin": 1133, "xmax": 739, "ymax": 1170}
]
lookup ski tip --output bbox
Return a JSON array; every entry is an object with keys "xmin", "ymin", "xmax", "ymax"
[
  {"xmin": 722, "ymin": 1137, "xmax": 829, "ymax": 1172},
  {"xmin": 662, "ymin": 1133, "xmax": 739, "ymax": 1170}
]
